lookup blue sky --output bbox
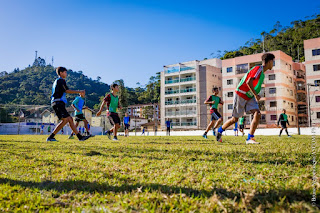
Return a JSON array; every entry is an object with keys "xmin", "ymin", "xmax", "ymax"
[{"xmin": 0, "ymin": 0, "xmax": 319, "ymax": 87}]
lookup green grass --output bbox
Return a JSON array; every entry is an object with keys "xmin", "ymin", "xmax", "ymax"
[{"xmin": 0, "ymin": 135, "xmax": 319, "ymax": 212}]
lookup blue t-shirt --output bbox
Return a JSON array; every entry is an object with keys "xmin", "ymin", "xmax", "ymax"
[
  {"xmin": 124, "ymin": 116, "xmax": 130, "ymax": 125},
  {"xmin": 166, "ymin": 121, "xmax": 171, "ymax": 128},
  {"xmin": 72, "ymin": 96, "xmax": 84, "ymax": 115},
  {"xmin": 234, "ymin": 122, "xmax": 238, "ymax": 129}
]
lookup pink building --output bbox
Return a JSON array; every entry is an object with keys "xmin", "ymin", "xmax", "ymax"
[
  {"xmin": 304, "ymin": 37, "xmax": 320, "ymax": 126},
  {"xmin": 222, "ymin": 50, "xmax": 305, "ymax": 128}
]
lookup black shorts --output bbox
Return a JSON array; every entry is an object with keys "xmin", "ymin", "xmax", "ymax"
[
  {"xmin": 239, "ymin": 124, "xmax": 244, "ymax": 129},
  {"xmin": 124, "ymin": 124, "xmax": 130, "ymax": 130},
  {"xmin": 75, "ymin": 114, "xmax": 86, "ymax": 122},
  {"xmin": 280, "ymin": 121, "xmax": 287, "ymax": 128},
  {"xmin": 211, "ymin": 109, "xmax": 222, "ymax": 121},
  {"xmin": 108, "ymin": 112, "xmax": 120, "ymax": 125},
  {"xmin": 52, "ymin": 101, "xmax": 70, "ymax": 120},
  {"xmin": 167, "ymin": 127, "xmax": 170, "ymax": 131}
]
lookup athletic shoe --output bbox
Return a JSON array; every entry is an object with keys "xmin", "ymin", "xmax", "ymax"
[
  {"xmin": 113, "ymin": 137, "xmax": 119, "ymax": 141},
  {"xmin": 242, "ymin": 132, "xmax": 245, "ymax": 137},
  {"xmin": 88, "ymin": 134, "xmax": 95, "ymax": 137},
  {"xmin": 215, "ymin": 130, "xmax": 222, "ymax": 142},
  {"xmin": 213, "ymin": 130, "xmax": 216, "ymax": 136},
  {"xmin": 288, "ymin": 135, "xmax": 292, "ymax": 137},
  {"xmin": 68, "ymin": 135, "xmax": 74, "ymax": 139},
  {"xmin": 246, "ymin": 138, "xmax": 260, "ymax": 144},
  {"xmin": 202, "ymin": 134, "xmax": 208, "ymax": 139},
  {"xmin": 105, "ymin": 130, "xmax": 111, "ymax": 140},
  {"xmin": 46, "ymin": 137, "xmax": 57, "ymax": 142},
  {"xmin": 79, "ymin": 135, "xmax": 91, "ymax": 141}
]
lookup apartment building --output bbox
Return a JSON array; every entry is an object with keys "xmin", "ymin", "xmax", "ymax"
[
  {"xmin": 160, "ymin": 58, "xmax": 222, "ymax": 130},
  {"xmin": 222, "ymin": 50, "xmax": 305, "ymax": 128},
  {"xmin": 304, "ymin": 37, "xmax": 320, "ymax": 126},
  {"xmin": 127, "ymin": 103, "xmax": 160, "ymax": 120}
]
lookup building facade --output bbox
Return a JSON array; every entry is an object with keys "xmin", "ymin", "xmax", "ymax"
[
  {"xmin": 222, "ymin": 50, "xmax": 305, "ymax": 128},
  {"xmin": 127, "ymin": 103, "xmax": 160, "ymax": 120},
  {"xmin": 161, "ymin": 58, "xmax": 222, "ymax": 130},
  {"xmin": 304, "ymin": 37, "xmax": 320, "ymax": 126}
]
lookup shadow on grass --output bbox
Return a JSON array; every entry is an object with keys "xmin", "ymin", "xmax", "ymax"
[{"xmin": 0, "ymin": 177, "xmax": 318, "ymax": 209}]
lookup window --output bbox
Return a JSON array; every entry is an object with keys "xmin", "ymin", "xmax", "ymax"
[
  {"xmin": 271, "ymin": 115, "xmax": 277, "ymax": 120},
  {"xmin": 313, "ymin": 64, "xmax": 320, "ymax": 71},
  {"xmin": 227, "ymin": 67, "xmax": 233, "ymax": 73},
  {"xmin": 315, "ymin": 80, "xmax": 320, "ymax": 86},
  {"xmin": 289, "ymin": 64, "xmax": 292, "ymax": 70},
  {"xmin": 292, "ymin": 116, "xmax": 294, "ymax": 122},
  {"xmin": 227, "ymin": 92, "xmax": 233, "ymax": 97},
  {"xmin": 219, "ymin": 87, "xmax": 221, "ymax": 91},
  {"xmin": 316, "ymin": 96, "xmax": 320, "ymax": 102},
  {"xmin": 227, "ymin": 79, "xmax": 233, "ymax": 85},
  {"xmin": 228, "ymin": 104, "xmax": 233, "ymax": 110},
  {"xmin": 317, "ymin": 112, "xmax": 320, "ymax": 119},
  {"xmin": 291, "ymin": 103, "xmax": 294, "ymax": 109},
  {"xmin": 289, "ymin": 77, "xmax": 292, "ymax": 83},
  {"xmin": 312, "ymin": 49, "xmax": 320, "ymax": 56},
  {"xmin": 270, "ymin": 101, "xmax": 277, "ymax": 107},
  {"xmin": 236, "ymin": 64, "xmax": 248, "ymax": 74},
  {"xmin": 269, "ymin": 74, "xmax": 276, "ymax": 80},
  {"xmin": 273, "ymin": 61, "xmax": 275, "ymax": 67},
  {"xmin": 269, "ymin": 88, "xmax": 276, "ymax": 94},
  {"xmin": 290, "ymin": 90, "xmax": 293, "ymax": 96}
]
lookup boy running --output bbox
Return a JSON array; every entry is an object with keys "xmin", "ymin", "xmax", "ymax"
[
  {"xmin": 97, "ymin": 83, "xmax": 122, "ymax": 141},
  {"xmin": 123, "ymin": 112, "xmax": 130, "ymax": 137},
  {"xmin": 215, "ymin": 53, "xmax": 275, "ymax": 144},
  {"xmin": 46, "ymin": 67, "xmax": 91, "ymax": 142},
  {"xmin": 69, "ymin": 91, "xmax": 92, "ymax": 139},
  {"xmin": 278, "ymin": 109, "xmax": 291, "ymax": 137},
  {"xmin": 202, "ymin": 87, "xmax": 224, "ymax": 139},
  {"xmin": 239, "ymin": 116, "xmax": 245, "ymax": 136}
]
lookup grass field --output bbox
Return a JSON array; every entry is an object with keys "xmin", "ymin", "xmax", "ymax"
[{"xmin": 0, "ymin": 135, "xmax": 319, "ymax": 212}]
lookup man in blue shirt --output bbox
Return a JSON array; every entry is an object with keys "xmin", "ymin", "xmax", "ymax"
[
  {"xmin": 123, "ymin": 112, "xmax": 130, "ymax": 137},
  {"xmin": 165, "ymin": 119, "xmax": 171, "ymax": 136},
  {"xmin": 69, "ymin": 91, "xmax": 92, "ymax": 139},
  {"xmin": 47, "ymin": 67, "xmax": 90, "ymax": 142}
]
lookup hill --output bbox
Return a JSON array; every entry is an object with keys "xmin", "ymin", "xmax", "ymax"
[
  {"xmin": 219, "ymin": 14, "xmax": 320, "ymax": 61},
  {"xmin": 0, "ymin": 64, "xmax": 109, "ymax": 109}
]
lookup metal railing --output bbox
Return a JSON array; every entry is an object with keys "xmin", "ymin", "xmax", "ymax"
[
  {"xmin": 165, "ymin": 79, "xmax": 180, "ymax": 84},
  {"xmin": 165, "ymin": 89, "xmax": 180, "ymax": 95},
  {"xmin": 180, "ymin": 77, "xmax": 196, "ymax": 82}
]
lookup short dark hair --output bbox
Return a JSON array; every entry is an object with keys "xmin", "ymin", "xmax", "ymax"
[
  {"xmin": 111, "ymin": 83, "xmax": 118, "ymax": 90},
  {"xmin": 213, "ymin": 87, "xmax": 219, "ymax": 91},
  {"xmin": 56, "ymin": 67, "xmax": 67, "ymax": 76},
  {"xmin": 262, "ymin": 53, "xmax": 275, "ymax": 64}
]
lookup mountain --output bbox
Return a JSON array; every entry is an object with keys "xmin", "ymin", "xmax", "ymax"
[
  {"xmin": 0, "ymin": 64, "xmax": 109, "ymax": 109},
  {"xmin": 219, "ymin": 14, "xmax": 320, "ymax": 61}
]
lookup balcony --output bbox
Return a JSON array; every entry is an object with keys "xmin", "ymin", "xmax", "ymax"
[
  {"xmin": 164, "ymin": 67, "xmax": 179, "ymax": 74},
  {"xmin": 165, "ymin": 111, "xmax": 196, "ymax": 117},
  {"xmin": 180, "ymin": 99, "xmax": 196, "ymax": 104},
  {"xmin": 165, "ymin": 89, "xmax": 180, "ymax": 95},
  {"xmin": 180, "ymin": 88, "xmax": 196, "ymax": 93},
  {"xmin": 165, "ymin": 100, "xmax": 180, "ymax": 105},
  {"xmin": 171, "ymin": 122, "xmax": 181, "ymax": 127},
  {"xmin": 181, "ymin": 122, "xmax": 197, "ymax": 126},
  {"xmin": 165, "ymin": 79, "xmax": 179, "ymax": 84},
  {"xmin": 180, "ymin": 66, "xmax": 195, "ymax": 72},
  {"xmin": 180, "ymin": 77, "xmax": 196, "ymax": 82}
]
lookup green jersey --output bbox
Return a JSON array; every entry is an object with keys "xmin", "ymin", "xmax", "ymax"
[
  {"xmin": 104, "ymin": 93, "xmax": 119, "ymax": 113},
  {"xmin": 239, "ymin": 117, "xmax": 245, "ymax": 125}
]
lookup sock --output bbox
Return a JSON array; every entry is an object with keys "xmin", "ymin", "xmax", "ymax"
[
  {"xmin": 70, "ymin": 133, "xmax": 74, "ymax": 136},
  {"xmin": 247, "ymin": 134, "xmax": 254, "ymax": 140},
  {"xmin": 218, "ymin": 126, "xmax": 224, "ymax": 133},
  {"xmin": 279, "ymin": 129, "xmax": 283, "ymax": 136},
  {"xmin": 49, "ymin": 133, "xmax": 55, "ymax": 139},
  {"xmin": 76, "ymin": 133, "xmax": 83, "ymax": 140},
  {"xmin": 285, "ymin": 129, "xmax": 289, "ymax": 136}
]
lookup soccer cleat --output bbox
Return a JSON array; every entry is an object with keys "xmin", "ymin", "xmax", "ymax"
[
  {"xmin": 288, "ymin": 135, "xmax": 292, "ymax": 137},
  {"xmin": 46, "ymin": 137, "xmax": 57, "ymax": 142},
  {"xmin": 79, "ymin": 135, "xmax": 91, "ymax": 141},
  {"xmin": 113, "ymin": 137, "xmax": 119, "ymax": 141},
  {"xmin": 105, "ymin": 130, "xmax": 111, "ymax": 140},
  {"xmin": 242, "ymin": 132, "xmax": 245, "ymax": 137},
  {"xmin": 246, "ymin": 138, "xmax": 260, "ymax": 144},
  {"xmin": 215, "ymin": 131, "xmax": 222, "ymax": 142},
  {"xmin": 68, "ymin": 135, "xmax": 74, "ymax": 139},
  {"xmin": 213, "ymin": 130, "xmax": 216, "ymax": 136},
  {"xmin": 202, "ymin": 134, "xmax": 208, "ymax": 139}
]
